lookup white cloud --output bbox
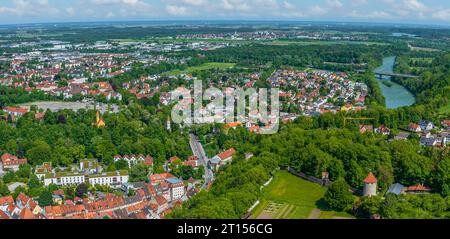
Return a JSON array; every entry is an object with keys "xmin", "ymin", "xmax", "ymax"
[
  {"xmin": 326, "ymin": 0, "xmax": 343, "ymax": 9},
  {"xmin": 309, "ymin": 5, "xmax": 328, "ymax": 16},
  {"xmin": 351, "ymin": 0, "xmax": 368, "ymax": 6},
  {"xmin": 402, "ymin": 0, "xmax": 428, "ymax": 12},
  {"xmin": 66, "ymin": 7, "xmax": 76, "ymax": 16},
  {"xmin": 166, "ymin": 5, "xmax": 188, "ymax": 16},
  {"xmin": 180, "ymin": 0, "xmax": 206, "ymax": 6},
  {"xmin": 0, "ymin": 0, "xmax": 448, "ymax": 24},
  {"xmin": 432, "ymin": 9, "xmax": 450, "ymax": 21}
]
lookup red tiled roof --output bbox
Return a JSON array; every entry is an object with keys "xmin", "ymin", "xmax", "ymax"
[
  {"xmin": 225, "ymin": 122, "xmax": 243, "ymax": 128},
  {"xmin": 35, "ymin": 112, "xmax": 45, "ymax": 120},
  {"xmin": 16, "ymin": 193, "xmax": 30, "ymax": 205},
  {"xmin": 407, "ymin": 183, "xmax": 431, "ymax": 192},
  {"xmin": 0, "ymin": 195, "xmax": 14, "ymax": 205},
  {"xmin": 1, "ymin": 153, "xmax": 27, "ymax": 165},
  {"xmin": 150, "ymin": 173, "xmax": 175, "ymax": 183},
  {"xmin": 53, "ymin": 189, "xmax": 65, "ymax": 196},
  {"xmin": 3, "ymin": 107, "xmax": 29, "ymax": 114},
  {"xmin": 183, "ymin": 160, "xmax": 197, "ymax": 167},
  {"xmin": 409, "ymin": 123, "xmax": 420, "ymax": 129},
  {"xmin": 364, "ymin": 172, "xmax": 378, "ymax": 184},
  {"xmin": 144, "ymin": 156, "xmax": 153, "ymax": 166},
  {"xmin": 0, "ymin": 210, "xmax": 10, "ymax": 219},
  {"xmin": 19, "ymin": 208, "xmax": 35, "ymax": 219},
  {"xmin": 155, "ymin": 195, "xmax": 167, "ymax": 205},
  {"xmin": 217, "ymin": 148, "xmax": 236, "ymax": 161}
]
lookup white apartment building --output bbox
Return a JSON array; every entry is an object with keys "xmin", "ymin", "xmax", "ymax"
[{"xmin": 43, "ymin": 170, "xmax": 129, "ymax": 188}]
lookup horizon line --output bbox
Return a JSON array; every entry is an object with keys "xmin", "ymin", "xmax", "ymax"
[{"xmin": 1, "ymin": 19, "xmax": 449, "ymax": 29}]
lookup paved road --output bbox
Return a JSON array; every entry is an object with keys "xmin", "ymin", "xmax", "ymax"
[
  {"xmin": 189, "ymin": 133, "xmax": 214, "ymax": 189},
  {"xmin": 0, "ymin": 163, "xmax": 4, "ymax": 177}
]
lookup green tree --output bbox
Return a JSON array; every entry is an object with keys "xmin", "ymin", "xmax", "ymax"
[
  {"xmin": 17, "ymin": 164, "xmax": 32, "ymax": 179},
  {"xmin": 38, "ymin": 190, "xmax": 53, "ymax": 207},
  {"xmin": 114, "ymin": 159, "xmax": 129, "ymax": 170},
  {"xmin": 324, "ymin": 178, "xmax": 355, "ymax": 211},
  {"xmin": 2, "ymin": 171, "xmax": 16, "ymax": 184},
  {"xmin": 355, "ymin": 196, "xmax": 383, "ymax": 218},
  {"xmin": 28, "ymin": 174, "xmax": 41, "ymax": 189},
  {"xmin": 26, "ymin": 140, "xmax": 52, "ymax": 165},
  {"xmin": 0, "ymin": 180, "xmax": 10, "ymax": 196},
  {"xmin": 130, "ymin": 163, "xmax": 149, "ymax": 182},
  {"xmin": 76, "ymin": 183, "xmax": 88, "ymax": 198}
]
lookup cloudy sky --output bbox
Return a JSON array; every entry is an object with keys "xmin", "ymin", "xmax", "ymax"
[{"xmin": 0, "ymin": 0, "xmax": 449, "ymax": 25}]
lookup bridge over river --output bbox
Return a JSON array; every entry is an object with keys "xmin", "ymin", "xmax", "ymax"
[
  {"xmin": 374, "ymin": 72, "xmax": 419, "ymax": 79},
  {"xmin": 357, "ymin": 70, "xmax": 420, "ymax": 79}
]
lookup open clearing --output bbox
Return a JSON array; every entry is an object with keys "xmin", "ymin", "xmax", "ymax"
[
  {"xmin": 264, "ymin": 40, "xmax": 389, "ymax": 46},
  {"xmin": 252, "ymin": 171, "xmax": 354, "ymax": 219},
  {"xmin": 18, "ymin": 101, "xmax": 120, "ymax": 113},
  {"xmin": 164, "ymin": 62, "xmax": 236, "ymax": 76}
]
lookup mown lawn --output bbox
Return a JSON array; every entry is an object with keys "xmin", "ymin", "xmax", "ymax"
[
  {"xmin": 252, "ymin": 170, "xmax": 355, "ymax": 219},
  {"xmin": 253, "ymin": 170, "xmax": 325, "ymax": 219}
]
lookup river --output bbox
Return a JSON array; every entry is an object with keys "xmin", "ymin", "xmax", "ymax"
[{"xmin": 374, "ymin": 56, "xmax": 416, "ymax": 109}]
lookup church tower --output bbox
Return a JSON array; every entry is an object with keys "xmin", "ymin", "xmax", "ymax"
[
  {"xmin": 95, "ymin": 111, "xmax": 105, "ymax": 128},
  {"xmin": 166, "ymin": 117, "xmax": 171, "ymax": 131}
]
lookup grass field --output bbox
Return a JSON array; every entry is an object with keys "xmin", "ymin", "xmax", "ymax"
[
  {"xmin": 164, "ymin": 62, "xmax": 236, "ymax": 76},
  {"xmin": 252, "ymin": 170, "xmax": 353, "ymax": 219},
  {"xmin": 264, "ymin": 40, "xmax": 389, "ymax": 46}
]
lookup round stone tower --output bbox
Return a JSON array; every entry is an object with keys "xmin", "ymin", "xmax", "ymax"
[{"xmin": 363, "ymin": 172, "xmax": 378, "ymax": 197}]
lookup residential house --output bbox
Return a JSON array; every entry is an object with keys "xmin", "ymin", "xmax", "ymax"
[
  {"xmin": 209, "ymin": 148, "xmax": 236, "ymax": 170},
  {"xmin": 183, "ymin": 156, "xmax": 199, "ymax": 168},
  {"xmin": 1, "ymin": 153, "xmax": 27, "ymax": 171},
  {"xmin": 374, "ymin": 125, "xmax": 391, "ymax": 135},
  {"xmin": 419, "ymin": 120, "xmax": 435, "ymax": 131},
  {"xmin": 406, "ymin": 183, "xmax": 432, "ymax": 194},
  {"xmin": 2, "ymin": 107, "xmax": 29, "ymax": 119},
  {"xmin": 52, "ymin": 190, "xmax": 65, "ymax": 205},
  {"xmin": 114, "ymin": 154, "xmax": 153, "ymax": 168},
  {"xmin": 408, "ymin": 123, "xmax": 422, "ymax": 132},
  {"xmin": 441, "ymin": 120, "xmax": 450, "ymax": 130},
  {"xmin": 359, "ymin": 125, "xmax": 374, "ymax": 134},
  {"xmin": 166, "ymin": 178, "xmax": 185, "ymax": 201},
  {"xmin": 149, "ymin": 173, "xmax": 176, "ymax": 186},
  {"xmin": 394, "ymin": 132, "xmax": 410, "ymax": 141},
  {"xmin": 387, "ymin": 183, "xmax": 405, "ymax": 195}
]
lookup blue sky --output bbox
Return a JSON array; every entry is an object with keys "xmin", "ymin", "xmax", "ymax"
[{"xmin": 0, "ymin": 0, "xmax": 449, "ymax": 25}]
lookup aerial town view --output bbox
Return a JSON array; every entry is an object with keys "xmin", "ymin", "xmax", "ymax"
[{"xmin": 0, "ymin": 1, "xmax": 449, "ymax": 231}]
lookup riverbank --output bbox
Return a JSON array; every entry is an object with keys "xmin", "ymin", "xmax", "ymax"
[{"xmin": 374, "ymin": 56, "xmax": 415, "ymax": 109}]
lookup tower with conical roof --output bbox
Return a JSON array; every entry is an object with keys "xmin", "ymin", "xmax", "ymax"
[{"xmin": 363, "ymin": 172, "xmax": 378, "ymax": 197}]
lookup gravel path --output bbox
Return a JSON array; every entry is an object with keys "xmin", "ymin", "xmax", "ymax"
[{"xmin": 308, "ymin": 208, "xmax": 322, "ymax": 219}]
